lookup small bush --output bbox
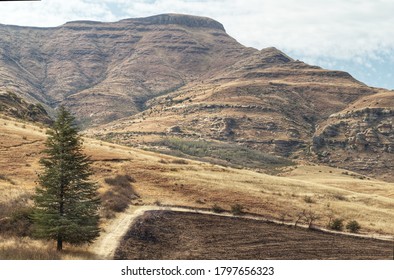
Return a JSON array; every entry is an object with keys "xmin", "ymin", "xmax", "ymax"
[
  {"xmin": 154, "ymin": 200, "xmax": 162, "ymax": 206},
  {"xmin": 104, "ymin": 174, "xmax": 136, "ymax": 187},
  {"xmin": 195, "ymin": 198, "xmax": 205, "ymax": 204},
  {"xmin": 329, "ymin": 218, "xmax": 344, "ymax": 231},
  {"xmin": 171, "ymin": 159, "xmax": 188, "ymax": 165},
  {"xmin": 333, "ymin": 194, "xmax": 347, "ymax": 201},
  {"xmin": 231, "ymin": 204, "xmax": 244, "ymax": 215},
  {"xmin": 304, "ymin": 196, "xmax": 314, "ymax": 204},
  {"xmin": 346, "ymin": 220, "xmax": 361, "ymax": 233},
  {"xmin": 212, "ymin": 204, "xmax": 225, "ymax": 213},
  {"xmin": 101, "ymin": 174, "xmax": 138, "ymax": 214}
]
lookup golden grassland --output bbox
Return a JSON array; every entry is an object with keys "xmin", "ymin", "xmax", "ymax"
[{"xmin": 1, "ymin": 114, "xmax": 393, "ymax": 258}]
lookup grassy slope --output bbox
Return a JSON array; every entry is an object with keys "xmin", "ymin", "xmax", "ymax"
[{"xmin": 1, "ymin": 115, "xmax": 394, "ymax": 258}]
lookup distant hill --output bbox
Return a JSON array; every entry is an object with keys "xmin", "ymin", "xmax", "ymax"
[{"xmin": 0, "ymin": 14, "xmax": 392, "ymax": 180}]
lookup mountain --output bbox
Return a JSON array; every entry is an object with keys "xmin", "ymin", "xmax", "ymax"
[
  {"xmin": 0, "ymin": 14, "xmax": 254, "ymax": 126},
  {"xmin": 0, "ymin": 14, "xmax": 392, "ymax": 180}
]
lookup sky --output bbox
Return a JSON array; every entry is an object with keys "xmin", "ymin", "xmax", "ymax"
[{"xmin": 0, "ymin": 0, "xmax": 393, "ymax": 89}]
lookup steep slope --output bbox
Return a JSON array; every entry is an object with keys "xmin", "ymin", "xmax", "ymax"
[
  {"xmin": 312, "ymin": 90, "xmax": 394, "ymax": 181},
  {"xmin": 0, "ymin": 14, "xmax": 254, "ymax": 126},
  {"xmin": 88, "ymin": 46, "xmax": 385, "ymax": 177}
]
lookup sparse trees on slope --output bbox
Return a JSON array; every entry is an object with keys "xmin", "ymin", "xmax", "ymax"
[{"xmin": 32, "ymin": 106, "xmax": 100, "ymax": 251}]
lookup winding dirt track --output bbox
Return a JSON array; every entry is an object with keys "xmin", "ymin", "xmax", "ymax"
[
  {"xmin": 90, "ymin": 205, "xmax": 393, "ymax": 260},
  {"xmin": 89, "ymin": 206, "xmax": 154, "ymax": 259}
]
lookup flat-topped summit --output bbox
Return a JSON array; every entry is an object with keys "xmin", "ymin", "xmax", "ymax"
[{"xmin": 125, "ymin": 13, "xmax": 226, "ymax": 31}]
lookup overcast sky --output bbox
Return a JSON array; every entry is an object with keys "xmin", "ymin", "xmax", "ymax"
[{"xmin": 0, "ymin": 0, "xmax": 393, "ymax": 89}]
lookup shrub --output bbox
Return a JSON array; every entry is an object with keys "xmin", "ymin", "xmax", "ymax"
[
  {"xmin": 0, "ymin": 194, "xmax": 34, "ymax": 237},
  {"xmin": 304, "ymin": 196, "xmax": 314, "ymax": 204},
  {"xmin": 333, "ymin": 194, "xmax": 347, "ymax": 201},
  {"xmin": 171, "ymin": 159, "xmax": 188, "ymax": 165},
  {"xmin": 104, "ymin": 174, "xmax": 136, "ymax": 187},
  {"xmin": 346, "ymin": 220, "xmax": 361, "ymax": 233},
  {"xmin": 154, "ymin": 200, "xmax": 162, "ymax": 206},
  {"xmin": 230, "ymin": 204, "xmax": 244, "ymax": 215},
  {"xmin": 329, "ymin": 218, "xmax": 344, "ymax": 231},
  {"xmin": 211, "ymin": 204, "xmax": 225, "ymax": 213},
  {"xmin": 101, "ymin": 174, "xmax": 138, "ymax": 214}
]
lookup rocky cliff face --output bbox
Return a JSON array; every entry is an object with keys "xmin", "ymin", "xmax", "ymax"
[{"xmin": 312, "ymin": 91, "xmax": 394, "ymax": 180}]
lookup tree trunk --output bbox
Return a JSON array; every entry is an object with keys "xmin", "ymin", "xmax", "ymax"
[{"xmin": 57, "ymin": 236, "xmax": 63, "ymax": 251}]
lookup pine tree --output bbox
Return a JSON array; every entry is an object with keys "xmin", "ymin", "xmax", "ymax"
[{"xmin": 32, "ymin": 106, "xmax": 100, "ymax": 251}]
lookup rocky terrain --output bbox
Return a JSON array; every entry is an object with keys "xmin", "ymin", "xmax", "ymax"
[
  {"xmin": 312, "ymin": 91, "xmax": 394, "ymax": 180},
  {"xmin": 0, "ymin": 90, "xmax": 51, "ymax": 124},
  {"xmin": 0, "ymin": 14, "xmax": 392, "ymax": 180}
]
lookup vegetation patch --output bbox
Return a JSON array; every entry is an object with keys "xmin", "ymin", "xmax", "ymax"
[
  {"xmin": 211, "ymin": 204, "xmax": 225, "ymax": 213},
  {"xmin": 230, "ymin": 204, "xmax": 244, "ymax": 216},
  {"xmin": 0, "ymin": 195, "xmax": 34, "ymax": 237},
  {"xmin": 346, "ymin": 220, "xmax": 361, "ymax": 233},
  {"xmin": 101, "ymin": 174, "xmax": 138, "ymax": 216},
  {"xmin": 152, "ymin": 138, "xmax": 294, "ymax": 170},
  {"xmin": 329, "ymin": 218, "xmax": 344, "ymax": 231}
]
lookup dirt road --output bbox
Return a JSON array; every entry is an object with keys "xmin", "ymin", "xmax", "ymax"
[{"xmin": 89, "ymin": 206, "xmax": 156, "ymax": 259}]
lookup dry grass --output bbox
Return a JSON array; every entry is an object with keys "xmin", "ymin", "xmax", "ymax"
[
  {"xmin": 1, "ymin": 115, "xmax": 394, "ymax": 260},
  {"xmin": 0, "ymin": 237, "xmax": 60, "ymax": 260},
  {"xmin": 0, "ymin": 237, "xmax": 98, "ymax": 260}
]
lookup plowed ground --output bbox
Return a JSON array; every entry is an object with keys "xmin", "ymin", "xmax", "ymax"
[{"xmin": 115, "ymin": 211, "xmax": 393, "ymax": 260}]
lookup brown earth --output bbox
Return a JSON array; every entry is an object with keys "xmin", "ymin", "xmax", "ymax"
[{"xmin": 114, "ymin": 211, "xmax": 393, "ymax": 260}]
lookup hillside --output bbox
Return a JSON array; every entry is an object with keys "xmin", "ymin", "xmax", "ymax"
[
  {"xmin": 312, "ymin": 91, "xmax": 394, "ymax": 180},
  {"xmin": 0, "ymin": 13, "xmax": 392, "ymax": 180},
  {"xmin": 1, "ymin": 116, "xmax": 394, "ymax": 234},
  {"xmin": 1, "ymin": 116, "xmax": 394, "ymax": 259},
  {"xmin": 0, "ymin": 14, "xmax": 254, "ymax": 126}
]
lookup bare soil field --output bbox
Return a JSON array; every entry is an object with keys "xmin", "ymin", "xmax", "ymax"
[{"xmin": 115, "ymin": 211, "xmax": 393, "ymax": 260}]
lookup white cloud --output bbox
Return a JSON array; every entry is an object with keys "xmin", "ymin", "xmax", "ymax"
[{"xmin": 0, "ymin": 0, "xmax": 393, "ymax": 78}]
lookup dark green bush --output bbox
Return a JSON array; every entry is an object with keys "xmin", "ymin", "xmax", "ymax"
[
  {"xmin": 346, "ymin": 220, "xmax": 361, "ymax": 233},
  {"xmin": 329, "ymin": 218, "xmax": 344, "ymax": 231},
  {"xmin": 212, "ymin": 204, "xmax": 225, "ymax": 213},
  {"xmin": 231, "ymin": 204, "xmax": 244, "ymax": 216}
]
